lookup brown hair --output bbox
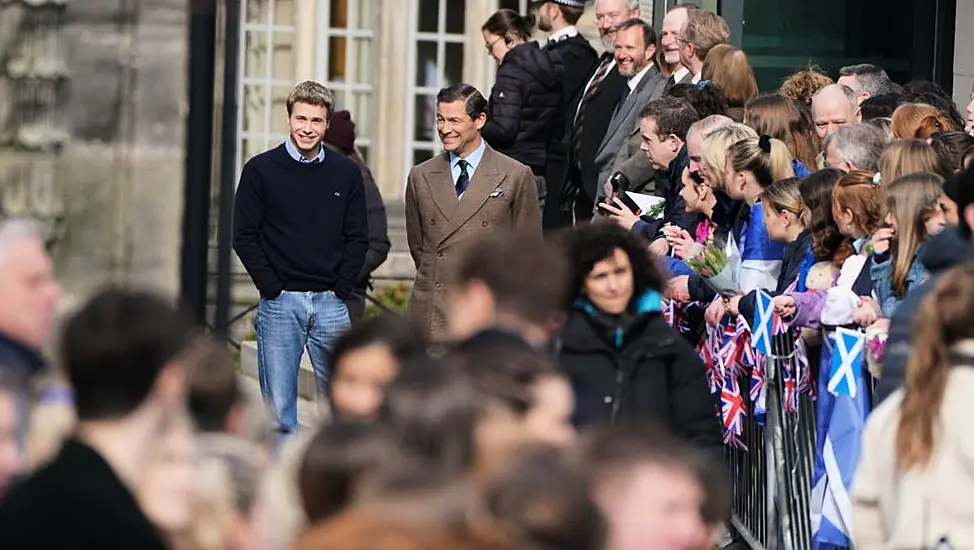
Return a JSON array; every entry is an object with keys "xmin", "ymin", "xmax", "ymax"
[
  {"xmin": 682, "ymin": 9, "xmax": 730, "ymax": 61},
  {"xmin": 299, "ymin": 421, "xmax": 402, "ymax": 524},
  {"xmin": 482, "ymin": 9, "xmax": 531, "ymax": 42},
  {"xmin": 456, "ymin": 231, "xmax": 569, "ymax": 327},
  {"xmin": 799, "ymin": 169, "xmax": 853, "ymax": 266},
  {"xmin": 877, "ymin": 139, "xmax": 942, "ymax": 185},
  {"xmin": 701, "ymin": 44, "xmax": 759, "ymax": 108},
  {"xmin": 780, "ymin": 67, "xmax": 834, "ymax": 107},
  {"xmin": 884, "ymin": 172, "xmax": 944, "ymax": 296},
  {"xmin": 896, "ymin": 264, "xmax": 974, "ymax": 471},
  {"xmin": 286, "ymin": 81, "xmax": 336, "ymax": 119},
  {"xmin": 831, "ymin": 170, "xmax": 884, "ymax": 237},
  {"xmin": 744, "ymin": 93, "xmax": 822, "ymax": 170},
  {"xmin": 891, "ymin": 103, "xmax": 956, "ymax": 140},
  {"xmin": 185, "ymin": 337, "xmax": 243, "ymax": 433},
  {"xmin": 485, "ymin": 445, "xmax": 605, "ymax": 550}
]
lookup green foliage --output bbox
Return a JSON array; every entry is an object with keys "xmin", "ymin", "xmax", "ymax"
[{"xmin": 365, "ymin": 281, "xmax": 412, "ymax": 318}]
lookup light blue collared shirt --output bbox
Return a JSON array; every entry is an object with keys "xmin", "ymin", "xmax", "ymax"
[
  {"xmin": 285, "ymin": 137, "xmax": 325, "ymax": 164},
  {"xmin": 448, "ymin": 138, "xmax": 486, "ymax": 183}
]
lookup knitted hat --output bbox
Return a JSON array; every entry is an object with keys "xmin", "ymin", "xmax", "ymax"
[
  {"xmin": 529, "ymin": 0, "xmax": 586, "ymax": 8},
  {"xmin": 324, "ymin": 110, "xmax": 356, "ymax": 154}
]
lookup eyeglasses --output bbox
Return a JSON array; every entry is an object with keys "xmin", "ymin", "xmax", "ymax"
[{"xmin": 485, "ymin": 37, "xmax": 502, "ymax": 52}]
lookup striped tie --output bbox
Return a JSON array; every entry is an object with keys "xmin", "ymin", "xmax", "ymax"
[{"xmin": 572, "ymin": 55, "xmax": 613, "ymax": 160}]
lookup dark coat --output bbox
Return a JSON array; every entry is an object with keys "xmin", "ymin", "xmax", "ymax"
[
  {"xmin": 346, "ymin": 169, "xmax": 391, "ymax": 322},
  {"xmin": 0, "ymin": 439, "xmax": 169, "ymax": 549},
  {"xmin": 542, "ymin": 34, "xmax": 598, "ymax": 229},
  {"xmin": 559, "ymin": 54, "xmax": 628, "ymax": 206},
  {"xmin": 557, "ymin": 297, "xmax": 722, "ymax": 452},
  {"xmin": 877, "ymin": 228, "xmax": 974, "ymax": 404},
  {"xmin": 482, "ymin": 42, "xmax": 562, "ymax": 173}
]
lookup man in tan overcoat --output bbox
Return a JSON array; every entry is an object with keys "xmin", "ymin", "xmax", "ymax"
[{"xmin": 405, "ymin": 83, "xmax": 542, "ymax": 342}]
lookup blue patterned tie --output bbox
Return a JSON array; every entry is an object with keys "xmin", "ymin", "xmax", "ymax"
[{"xmin": 455, "ymin": 159, "xmax": 470, "ymax": 196}]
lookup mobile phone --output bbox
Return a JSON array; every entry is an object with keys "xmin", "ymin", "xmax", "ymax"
[{"xmin": 608, "ymin": 172, "xmax": 642, "ymax": 216}]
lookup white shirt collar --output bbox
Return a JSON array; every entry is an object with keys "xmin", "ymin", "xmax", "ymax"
[
  {"xmin": 548, "ymin": 25, "xmax": 578, "ymax": 43},
  {"xmin": 628, "ymin": 62, "xmax": 654, "ymax": 91},
  {"xmin": 672, "ymin": 66, "xmax": 690, "ymax": 84},
  {"xmin": 691, "ymin": 71, "xmax": 702, "ymax": 84}
]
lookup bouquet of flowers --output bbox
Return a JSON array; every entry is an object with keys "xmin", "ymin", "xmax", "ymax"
[
  {"xmin": 864, "ymin": 321, "xmax": 889, "ymax": 379},
  {"xmin": 686, "ymin": 241, "xmax": 740, "ymax": 296},
  {"xmin": 643, "ymin": 200, "xmax": 665, "ymax": 219}
]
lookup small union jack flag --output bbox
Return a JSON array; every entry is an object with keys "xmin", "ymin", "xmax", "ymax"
[
  {"xmin": 782, "ymin": 359, "xmax": 799, "ymax": 413},
  {"xmin": 721, "ymin": 375, "xmax": 746, "ymax": 448},
  {"xmin": 663, "ymin": 298, "xmax": 674, "ymax": 327},
  {"xmin": 749, "ymin": 362, "xmax": 765, "ymax": 402}
]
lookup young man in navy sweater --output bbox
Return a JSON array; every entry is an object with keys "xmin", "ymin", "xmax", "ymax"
[{"xmin": 233, "ymin": 81, "xmax": 369, "ymax": 436}]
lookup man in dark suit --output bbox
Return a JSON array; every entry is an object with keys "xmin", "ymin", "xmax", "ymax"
[
  {"xmin": 533, "ymin": 0, "xmax": 598, "ymax": 229},
  {"xmin": 593, "ymin": 18, "xmax": 665, "ymax": 204},
  {"xmin": 0, "ymin": 290, "xmax": 195, "ymax": 549},
  {"xmin": 558, "ymin": 0, "xmax": 639, "ymax": 224},
  {"xmin": 405, "ymin": 84, "xmax": 542, "ymax": 343}
]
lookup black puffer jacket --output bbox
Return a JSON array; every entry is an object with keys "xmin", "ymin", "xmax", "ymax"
[
  {"xmin": 482, "ymin": 42, "xmax": 561, "ymax": 173},
  {"xmin": 557, "ymin": 295, "xmax": 722, "ymax": 453}
]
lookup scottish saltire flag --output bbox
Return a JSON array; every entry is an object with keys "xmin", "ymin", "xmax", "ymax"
[
  {"xmin": 811, "ymin": 331, "xmax": 870, "ymax": 549},
  {"xmin": 828, "ymin": 327, "xmax": 864, "ymax": 397},
  {"xmin": 751, "ymin": 290, "xmax": 776, "ymax": 355},
  {"xmin": 738, "ymin": 202, "xmax": 785, "ymax": 292}
]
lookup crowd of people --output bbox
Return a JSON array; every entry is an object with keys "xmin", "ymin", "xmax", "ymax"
[{"xmin": 2, "ymin": 0, "xmax": 974, "ymax": 549}]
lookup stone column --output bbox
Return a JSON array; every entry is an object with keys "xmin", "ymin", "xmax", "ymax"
[
  {"xmin": 294, "ymin": 0, "xmax": 317, "ymax": 82},
  {"xmin": 463, "ymin": 0, "xmax": 497, "ymax": 95},
  {"xmin": 372, "ymin": 0, "xmax": 411, "ymax": 200}
]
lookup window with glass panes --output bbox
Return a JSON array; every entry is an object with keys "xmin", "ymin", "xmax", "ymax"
[
  {"xmin": 317, "ymin": 0, "xmax": 377, "ymax": 163},
  {"xmin": 238, "ymin": 0, "xmax": 297, "ymax": 179},
  {"xmin": 406, "ymin": 0, "xmax": 468, "ymax": 171}
]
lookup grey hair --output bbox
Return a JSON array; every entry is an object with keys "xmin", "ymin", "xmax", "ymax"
[
  {"xmin": 823, "ymin": 123, "xmax": 886, "ymax": 172},
  {"xmin": 596, "ymin": 0, "xmax": 641, "ymax": 11},
  {"xmin": 812, "ymin": 83, "xmax": 858, "ymax": 111},
  {"xmin": 0, "ymin": 217, "xmax": 45, "ymax": 263},
  {"xmin": 839, "ymin": 64, "xmax": 895, "ymax": 98},
  {"xmin": 688, "ymin": 114, "xmax": 734, "ymax": 140},
  {"xmin": 866, "ymin": 117, "xmax": 894, "ymax": 141}
]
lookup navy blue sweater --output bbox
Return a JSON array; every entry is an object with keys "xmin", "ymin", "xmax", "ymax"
[{"xmin": 232, "ymin": 144, "xmax": 369, "ymax": 300}]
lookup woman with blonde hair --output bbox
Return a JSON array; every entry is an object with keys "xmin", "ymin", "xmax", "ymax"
[
  {"xmin": 853, "ymin": 264, "xmax": 974, "ymax": 550},
  {"xmin": 892, "ymin": 103, "xmax": 956, "ymax": 140},
  {"xmin": 744, "ymin": 93, "xmax": 821, "ymax": 173},
  {"xmin": 701, "ymin": 44, "xmax": 759, "ymax": 122},
  {"xmin": 876, "ymin": 139, "xmax": 942, "ymax": 185},
  {"xmin": 727, "ymin": 177, "xmax": 814, "ymax": 327},
  {"xmin": 700, "ymin": 123, "xmax": 758, "ymax": 191},
  {"xmin": 704, "ymin": 136, "xmax": 793, "ymax": 321},
  {"xmin": 869, "ymin": 172, "xmax": 946, "ymax": 317}
]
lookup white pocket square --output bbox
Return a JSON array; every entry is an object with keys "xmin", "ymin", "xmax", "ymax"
[{"xmin": 489, "ymin": 188, "xmax": 505, "ymax": 198}]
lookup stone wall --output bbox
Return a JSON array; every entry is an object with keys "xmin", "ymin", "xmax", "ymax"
[{"xmin": 0, "ymin": 0, "xmax": 189, "ymax": 311}]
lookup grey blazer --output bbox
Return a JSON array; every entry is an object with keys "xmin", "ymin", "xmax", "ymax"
[{"xmin": 593, "ymin": 66, "xmax": 666, "ymax": 204}]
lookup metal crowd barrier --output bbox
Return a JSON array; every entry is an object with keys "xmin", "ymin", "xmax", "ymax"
[{"xmin": 727, "ymin": 334, "xmax": 818, "ymax": 550}]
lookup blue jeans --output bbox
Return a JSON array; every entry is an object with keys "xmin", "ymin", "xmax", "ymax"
[{"xmin": 255, "ymin": 290, "xmax": 350, "ymax": 434}]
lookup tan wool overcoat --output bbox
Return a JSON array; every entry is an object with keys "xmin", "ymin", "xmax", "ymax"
[{"xmin": 404, "ymin": 144, "xmax": 542, "ymax": 342}]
